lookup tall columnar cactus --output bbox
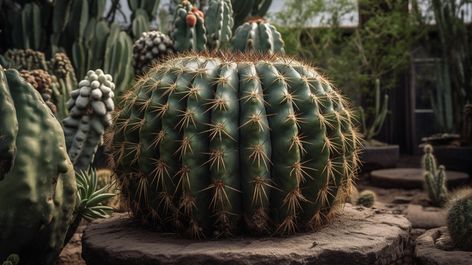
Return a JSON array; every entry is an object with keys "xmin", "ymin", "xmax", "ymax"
[
  {"xmin": 48, "ymin": 52, "xmax": 78, "ymax": 120},
  {"xmin": 422, "ymin": 144, "xmax": 448, "ymax": 207},
  {"xmin": 133, "ymin": 31, "xmax": 175, "ymax": 76},
  {"xmin": 110, "ymin": 53, "xmax": 360, "ymax": 238},
  {"xmin": 19, "ymin": 69, "xmax": 57, "ymax": 114},
  {"xmin": 128, "ymin": 0, "xmax": 162, "ymax": 40},
  {"xmin": 171, "ymin": 0, "xmax": 207, "ymax": 52},
  {"xmin": 0, "ymin": 66, "xmax": 76, "ymax": 265},
  {"xmin": 358, "ymin": 79, "xmax": 389, "ymax": 143},
  {"xmin": 63, "ymin": 69, "xmax": 115, "ymax": 171},
  {"xmin": 447, "ymin": 190, "xmax": 472, "ymax": 251},
  {"xmin": 204, "ymin": 0, "xmax": 234, "ymax": 50},
  {"xmin": 231, "ymin": 18, "xmax": 285, "ymax": 55}
]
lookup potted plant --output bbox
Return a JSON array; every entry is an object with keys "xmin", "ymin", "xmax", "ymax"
[{"xmin": 358, "ymin": 79, "xmax": 400, "ymax": 171}]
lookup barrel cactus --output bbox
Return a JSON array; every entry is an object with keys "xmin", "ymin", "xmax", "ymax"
[
  {"xmin": 63, "ymin": 69, "xmax": 115, "ymax": 171},
  {"xmin": 171, "ymin": 0, "xmax": 207, "ymax": 52},
  {"xmin": 447, "ymin": 190, "xmax": 472, "ymax": 251},
  {"xmin": 422, "ymin": 144, "xmax": 448, "ymax": 207},
  {"xmin": 110, "ymin": 53, "xmax": 360, "ymax": 238},
  {"xmin": 231, "ymin": 18, "xmax": 285, "ymax": 54},
  {"xmin": 133, "ymin": 31, "xmax": 175, "ymax": 75},
  {"xmin": 0, "ymin": 66, "xmax": 76, "ymax": 265}
]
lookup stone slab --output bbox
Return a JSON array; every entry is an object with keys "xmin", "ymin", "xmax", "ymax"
[
  {"xmin": 415, "ymin": 227, "xmax": 472, "ymax": 265},
  {"xmin": 371, "ymin": 168, "xmax": 469, "ymax": 189},
  {"xmin": 82, "ymin": 204, "xmax": 412, "ymax": 265},
  {"xmin": 404, "ymin": 204, "xmax": 446, "ymax": 229}
]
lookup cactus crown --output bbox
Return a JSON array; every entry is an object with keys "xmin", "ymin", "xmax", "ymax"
[{"xmin": 110, "ymin": 52, "xmax": 361, "ymax": 239}]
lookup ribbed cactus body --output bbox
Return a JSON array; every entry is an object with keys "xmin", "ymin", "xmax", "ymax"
[
  {"xmin": 111, "ymin": 54, "xmax": 360, "ymax": 238},
  {"xmin": 422, "ymin": 144, "xmax": 448, "ymax": 206},
  {"xmin": 49, "ymin": 53, "xmax": 77, "ymax": 120},
  {"xmin": 133, "ymin": 31, "xmax": 175, "ymax": 75},
  {"xmin": 205, "ymin": 0, "xmax": 234, "ymax": 50},
  {"xmin": 171, "ymin": 1, "xmax": 207, "ymax": 52},
  {"xmin": 63, "ymin": 69, "xmax": 115, "ymax": 171},
  {"xmin": 3, "ymin": 49, "xmax": 48, "ymax": 70},
  {"xmin": 447, "ymin": 191, "xmax": 472, "ymax": 250},
  {"xmin": 0, "ymin": 67, "xmax": 76, "ymax": 265},
  {"xmin": 231, "ymin": 18, "xmax": 285, "ymax": 54}
]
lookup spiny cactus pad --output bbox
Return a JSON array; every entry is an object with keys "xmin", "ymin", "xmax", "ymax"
[
  {"xmin": 111, "ymin": 53, "xmax": 360, "ymax": 238},
  {"xmin": 231, "ymin": 18, "xmax": 285, "ymax": 55},
  {"xmin": 133, "ymin": 31, "xmax": 175, "ymax": 75},
  {"xmin": 63, "ymin": 69, "xmax": 115, "ymax": 171},
  {"xmin": 447, "ymin": 191, "xmax": 472, "ymax": 251},
  {"xmin": 0, "ymin": 67, "xmax": 76, "ymax": 265}
]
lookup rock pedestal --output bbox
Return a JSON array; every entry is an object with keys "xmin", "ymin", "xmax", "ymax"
[
  {"xmin": 82, "ymin": 205, "xmax": 412, "ymax": 265},
  {"xmin": 415, "ymin": 227, "xmax": 472, "ymax": 265}
]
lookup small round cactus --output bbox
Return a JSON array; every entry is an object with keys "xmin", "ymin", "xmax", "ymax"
[
  {"xmin": 133, "ymin": 31, "xmax": 175, "ymax": 76},
  {"xmin": 356, "ymin": 190, "xmax": 376, "ymax": 208},
  {"xmin": 110, "ymin": 53, "xmax": 361, "ymax": 238},
  {"xmin": 447, "ymin": 191, "xmax": 472, "ymax": 251},
  {"xmin": 63, "ymin": 69, "xmax": 115, "ymax": 171}
]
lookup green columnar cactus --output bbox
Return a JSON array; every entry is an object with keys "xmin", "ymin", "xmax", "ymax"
[
  {"xmin": 204, "ymin": 0, "xmax": 234, "ymax": 50},
  {"xmin": 19, "ymin": 69, "xmax": 57, "ymax": 114},
  {"xmin": 231, "ymin": 18, "xmax": 285, "ymax": 55},
  {"xmin": 231, "ymin": 0, "xmax": 272, "ymax": 28},
  {"xmin": 48, "ymin": 53, "xmax": 77, "ymax": 120},
  {"xmin": 355, "ymin": 190, "xmax": 376, "ymax": 207},
  {"xmin": 110, "ymin": 53, "xmax": 360, "ymax": 238},
  {"xmin": 63, "ymin": 69, "xmax": 115, "ymax": 171},
  {"xmin": 358, "ymin": 79, "xmax": 389, "ymax": 143},
  {"xmin": 10, "ymin": 2, "xmax": 42, "ymax": 50},
  {"xmin": 422, "ymin": 144, "xmax": 448, "ymax": 207},
  {"xmin": 132, "ymin": 31, "xmax": 175, "ymax": 75},
  {"xmin": 447, "ymin": 191, "xmax": 472, "ymax": 251},
  {"xmin": 0, "ymin": 66, "xmax": 76, "ymax": 265},
  {"xmin": 171, "ymin": 0, "xmax": 207, "ymax": 52}
]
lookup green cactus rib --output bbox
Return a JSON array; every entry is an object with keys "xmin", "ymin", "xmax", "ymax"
[
  {"xmin": 0, "ymin": 67, "xmax": 76, "ymax": 265},
  {"xmin": 111, "ymin": 54, "xmax": 359, "ymax": 238},
  {"xmin": 422, "ymin": 144, "xmax": 448, "ymax": 206},
  {"xmin": 231, "ymin": 18, "xmax": 285, "ymax": 55},
  {"xmin": 171, "ymin": 1, "xmax": 207, "ymax": 52},
  {"xmin": 447, "ymin": 192, "xmax": 472, "ymax": 251},
  {"xmin": 205, "ymin": 0, "xmax": 234, "ymax": 50}
]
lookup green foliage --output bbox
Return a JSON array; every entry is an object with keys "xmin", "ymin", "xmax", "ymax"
[
  {"xmin": 447, "ymin": 190, "xmax": 472, "ymax": 251},
  {"xmin": 0, "ymin": 66, "xmax": 76, "ymax": 265},
  {"xmin": 422, "ymin": 144, "xmax": 448, "ymax": 207},
  {"xmin": 355, "ymin": 190, "xmax": 376, "ymax": 207},
  {"xmin": 231, "ymin": 18, "xmax": 285, "ymax": 54},
  {"xmin": 111, "ymin": 53, "xmax": 360, "ymax": 238},
  {"xmin": 358, "ymin": 79, "xmax": 389, "ymax": 143},
  {"xmin": 63, "ymin": 69, "xmax": 116, "ymax": 171}
]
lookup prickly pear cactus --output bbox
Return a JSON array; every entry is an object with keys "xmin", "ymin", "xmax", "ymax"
[
  {"xmin": 447, "ymin": 191, "xmax": 472, "ymax": 251},
  {"xmin": 110, "ymin": 53, "xmax": 360, "ymax": 238},
  {"xmin": 3, "ymin": 49, "xmax": 48, "ymax": 70},
  {"xmin": 171, "ymin": 0, "xmax": 207, "ymax": 52},
  {"xmin": 133, "ymin": 31, "xmax": 175, "ymax": 75},
  {"xmin": 204, "ymin": 0, "xmax": 234, "ymax": 50},
  {"xmin": 63, "ymin": 69, "xmax": 115, "ymax": 171},
  {"xmin": 231, "ymin": 18, "xmax": 285, "ymax": 55},
  {"xmin": 0, "ymin": 67, "xmax": 76, "ymax": 265},
  {"xmin": 20, "ymin": 69, "xmax": 57, "ymax": 114},
  {"xmin": 422, "ymin": 144, "xmax": 448, "ymax": 206}
]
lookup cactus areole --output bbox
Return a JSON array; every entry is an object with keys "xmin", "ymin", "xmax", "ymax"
[
  {"xmin": 0, "ymin": 67, "xmax": 76, "ymax": 264},
  {"xmin": 111, "ymin": 53, "xmax": 360, "ymax": 238}
]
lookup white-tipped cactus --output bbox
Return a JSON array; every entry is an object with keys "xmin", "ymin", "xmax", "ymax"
[
  {"xmin": 63, "ymin": 69, "xmax": 115, "ymax": 171},
  {"xmin": 132, "ymin": 31, "xmax": 175, "ymax": 75}
]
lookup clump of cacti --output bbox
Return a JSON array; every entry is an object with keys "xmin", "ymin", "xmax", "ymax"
[
  {"xmin": 133, "ymin": 31, "xmax": 175, "ymax": 75},
  {"xmin": 231, "ymin": 18, "xmax": 285, "ymax": 54},
  {"xmin": 422, "ymin": 144, "xmax": 448, "ymax": 207},
  {"xmin": 0, "ymin": 66, "xmax": 76, "ymax": 265},
  {"xmin": 447, "ymin": 190, "xmax": 472, "ymax": 251},
  {"xmin": 2, "ymin": 49, "xmax": 48, "ymax": 70},
  {"xmin": 63, "ymin": 69, "xmax": 115, "ymax": 171},
  {"xmin": 1, "ymin": 254, "xmax": 19, "ymax": 265},
  {"xmin": 171, "ymin": 0, "xmax": 207, "ymax": 52},
  {"xmin": 356, "ymin": 190, "xmax": 376, "ymax": 207},
  {"xmin": 110, "ymin": 53, "xmax": 360, "ymax": 238},
  {"xmin": 20, "ymin": 69, "xmax": 57, "ymax": 113},
  {"xmin": 205, "ymin": 0, "xmax": 234, "ymax": 50}
]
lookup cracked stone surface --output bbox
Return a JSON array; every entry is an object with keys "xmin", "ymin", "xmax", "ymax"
[
  {"xmin": 82, "ymin": 204, "xmax": 412, "ymax": 265},
  {"xmin": 415, "ymin": 227, "xmax": 472, "ymax": 265}
]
